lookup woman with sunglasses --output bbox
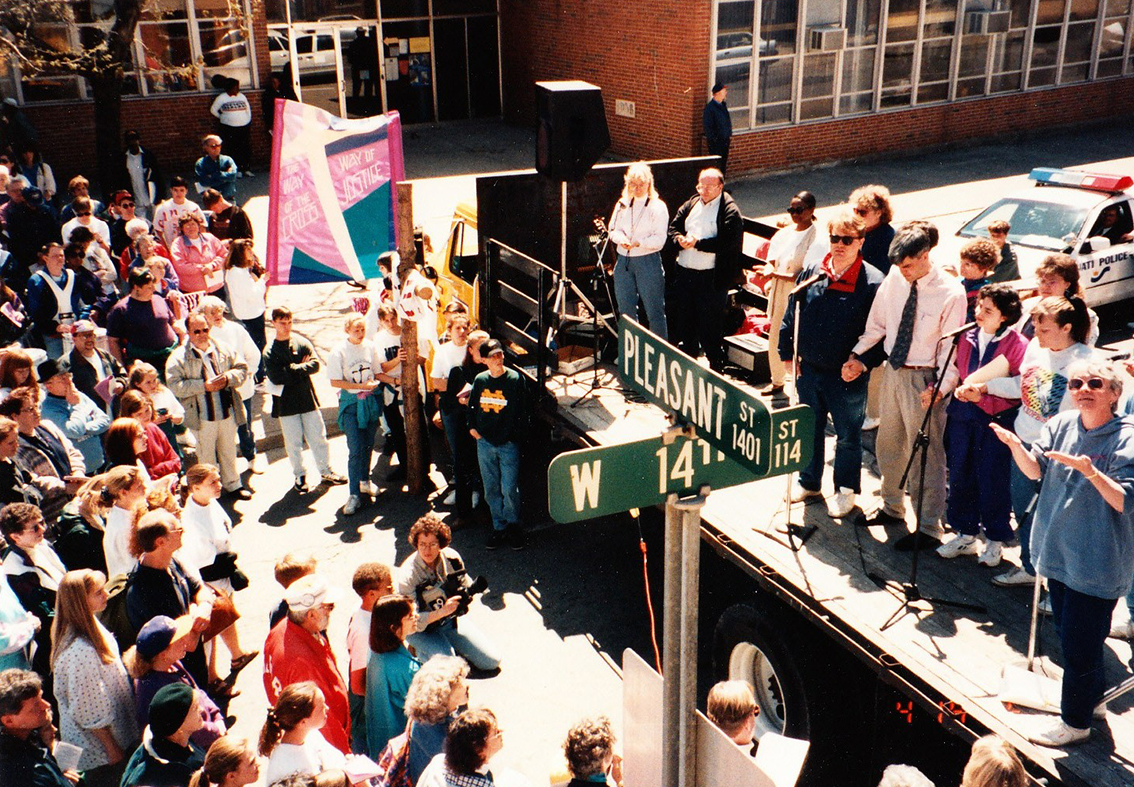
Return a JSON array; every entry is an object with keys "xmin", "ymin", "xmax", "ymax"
[
  {"xmin": 991, "ymin": 359, "xmax": 1134, "ymax": 747},
  {"xmin": 848, "ymin": 184, "xmax": 895, "ymax": 276},
  {"xmin": 760, "ymin": 191, "xmax": 817, "ymax": 396},
  {"xmin": 109, "ymin": 191, "xmax": 149, "ymax": 257}
]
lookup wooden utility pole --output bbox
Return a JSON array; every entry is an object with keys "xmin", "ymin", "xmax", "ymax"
[{"xmin": 396, "ymin": 181, "xmax": 425, "ymax": 495}]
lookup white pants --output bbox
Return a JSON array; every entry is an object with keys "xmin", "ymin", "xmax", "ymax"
[
  {"xmin": 280, "ymin": 410, "xmax": 332, "ymax": 480},
  {"xmin": 195, "ymin": 416, "xmax": 240, "ymax": 491}
]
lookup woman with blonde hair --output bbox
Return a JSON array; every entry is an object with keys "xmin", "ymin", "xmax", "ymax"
[
  {"xmin": 260, "ymin": 681, "xmax": 349, "ymax": 785},
  {"xmin": 404, "ymin": 655, "xmax": 470, "ymax": 783},
  {"xmin": 127, "ymin": 360, "xmax": 189, "ymax": 454},
  {"xmin": 960, "ymin": 735, "xmax": 1026, "ymax": 787},
  {"xmin": 188, "ymin": 736, "xmax": 261, "ymax": 787},
  {"xmin": 328, "ymin": 312, "xmax": 383, "ymax": 515},
  {"xmin": 51, "ymin": 569, "xmax": 140, "ymax": 786},
  {"xmin": 608, "ymin": 162, "xmax": 669, "ymax": 339},
  {"xmin": 100, "ymin": 464, "xmax": 148, "ymax": 578}
]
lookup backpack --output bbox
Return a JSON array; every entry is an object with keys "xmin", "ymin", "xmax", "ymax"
[
  {"xmin": 99, "ymin": 570, "xmax": 137, "ymax": 650},
  {"xmin": 374, "ymin": 723, "xmax": 412, "ymax": 787}
]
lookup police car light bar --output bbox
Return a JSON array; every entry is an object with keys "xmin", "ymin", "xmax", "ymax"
[{"xmin": 1029, "ymin": 167, "xmax": 1133, "ymax": 192}]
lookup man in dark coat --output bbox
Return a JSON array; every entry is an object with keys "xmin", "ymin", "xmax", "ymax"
[
  {"xmin": 702, "ymin": 82, "xmax": 732, "ymax": 175},
  {"xmin": 667, "ymin": 167, "xmax": 744, "ymax": 370}
]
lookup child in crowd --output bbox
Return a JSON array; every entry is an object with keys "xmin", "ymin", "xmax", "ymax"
[
  {"xmin": 345, "ymin": 562, "xmax": 393, "ymax": 756},
  {"xmin": 957, "ymin": 238, "xmax": 999, "ymax": 322},
  {"xmin": 128, "ymin": 361, "xmax": 190, "ymax": 453},
  {"xmin": 985, "ymin": 219, "xmax": 1019, "ymax": 283},
  {"xmin": 269, "ymin": 552, "xmax": 317, "ymax": 629}
]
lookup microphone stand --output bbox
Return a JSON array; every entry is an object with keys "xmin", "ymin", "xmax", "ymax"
[
  {"xmin": 775, "ymin": 272, "xmax": 822, "ymax": 551},
  {"xmin": 869, "ymin": 330, "xmax": 986, "ymax": 627},
  {"xmin": 570, "ymin": 219, "xmax": 619, "ymax": 408}
]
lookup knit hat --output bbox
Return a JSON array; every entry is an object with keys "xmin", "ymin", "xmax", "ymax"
[{"xmin": 149, "ymin": 682, "xmax": 195, "ymax": 737}]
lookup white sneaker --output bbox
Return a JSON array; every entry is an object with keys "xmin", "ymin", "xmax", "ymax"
[
  {"xmin": 472, "ymin": 491, "xmax": 481, "ymax": 508},
  {"xmin": 992, "ymin": 566, "xmax": 1035, "ymax": 587},
  {"xmin": 790, "ymin": 482, "xmax": 822, "ymax": 503},
  {"xmin": 978, "ymin": 540, "xmax": 1003, "ymax": 567},
  {"xmin": 861, "ymin": 416, "xmax": 880, "ymax": 431},
  {"xmin": 343, "ymin": 495, "xmax": 362, "ymax": 516},
  {"xmin": 360, "ymin": 481, "xmax": 376, "ymax": 497},
  {"xmin": 443, "ymin": 489, "xmax": 458, "ymax": 506},
  {"xmin": 827, "ymin": 488, "xmax": 856, "ymax": 518},
  {"xmin": 1025, "ymin": 720, "xmax": 1090, "ymax": 747},
  {"xmin": 936, "ymin": 534, "xmax": 980, "ymax": 559},
  {"xmin": 248, "ymin": 454, "xmax": 265, "ymax": 474},
  {"xmin": 1109, "ymin": 619, "xmax": 1134, "ymax": 639}
]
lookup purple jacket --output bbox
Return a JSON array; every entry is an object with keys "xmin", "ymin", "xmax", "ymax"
[{"xmin": 952, "ymin": 327, "xmax": 1028, "ymax": 417}]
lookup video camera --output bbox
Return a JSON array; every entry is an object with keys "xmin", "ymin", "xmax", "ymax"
[{"xmin": 418, "ymin": 568, "xmax": 488, "ymax": 630}]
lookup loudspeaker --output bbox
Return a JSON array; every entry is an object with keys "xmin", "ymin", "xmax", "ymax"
[{"xmin": 535, "ymin": 80, "xmax": 611, "ymax": 182}]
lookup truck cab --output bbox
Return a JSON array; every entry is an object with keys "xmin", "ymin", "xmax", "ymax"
[{"xmin": 433, "ymin": 201, "xmax": 480, "ymax": 334}]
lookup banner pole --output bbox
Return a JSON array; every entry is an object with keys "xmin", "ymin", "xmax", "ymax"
[{"xmin": 397, "ymin": 181, "xmax": 424, "ymax": 495}]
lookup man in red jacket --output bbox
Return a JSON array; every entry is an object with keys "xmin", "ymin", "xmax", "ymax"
[{"xmin": 262, "ymin": 574, "xmax": 351, "ymax": 753}]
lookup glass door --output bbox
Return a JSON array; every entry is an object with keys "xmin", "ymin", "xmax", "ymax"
[
  {"xmin": 378, "ymin": 19, "xmax": 436, "ymax": 123},
  {"xmin": 271, "ymin": 21, "xmax": 382, "ymax": 119}
]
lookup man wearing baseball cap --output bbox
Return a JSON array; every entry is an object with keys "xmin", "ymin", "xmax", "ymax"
[
  {"xmin": 67, "ymin": 318, "xmax": 127, "ymax": 413},
  {"xmin": 120, "ymin": 683, "xmax": 206, "ymax": 787},
  {"xmin": 262, "ymin": 574, "xmax": 352, "ymax": 753},
  {"xmin": 37, "ymin": 355, "xmax": 109, "ymax": 473},
  {"xmin": 467, "ymin": 338, "xmax": 528, "ymax": 550}
]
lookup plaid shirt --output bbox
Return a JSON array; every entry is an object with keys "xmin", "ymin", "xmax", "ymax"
[
  {"xmin": 443, "ymin": 768, "xmax": 494, "ymax": 787},
  {"xmin": 15, "ymin": 422, "xmax": 82, "ymax": 524}
]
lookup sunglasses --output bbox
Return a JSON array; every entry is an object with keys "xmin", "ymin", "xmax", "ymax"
[
  {"xmin": 829, "ymin": 234, "xmax": 861, "ymax": 245},
  {"xmin": 76, "ymin": 211, "xmax": 91, "ymax": 217},
  {"xmin": 1068, "ymin": 377, "xmax": 1105, "ymax": 390},
  {"xmin": 120, "ymin": 202, "xmax": 134, "ymax": 209},
  {"xmin": 787, "ymin": 206, "xmax": 805, "ymax": 215},
  {"xmin": 190, "ymin": 328, "xmax": 210, "ymax": 335}
]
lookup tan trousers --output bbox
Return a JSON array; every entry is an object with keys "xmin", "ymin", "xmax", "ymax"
[
  {"xmin": 875, "ymin": 366, "xmax": 946, "ymax": 537},
  {"xmin": 765, "ymin": 277, "xmax": 793, "ymax": 386}
]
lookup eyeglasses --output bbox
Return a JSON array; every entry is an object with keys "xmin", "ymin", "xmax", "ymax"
[
  {"xmin": 852, "ymin": 207, "xmax": 871, "ymax": 217},
  {"xmin": 206, "ymin": 143, "xmax": 221, "ymax": 148},
  {"xmin": 829, "ymin": 234, "xmax": 861, "ymax": 245},
  {"xmin": 1068, "ymin": 377, "xmax": 1106, "ymax": 390},
  {"xmin": 190, "ymin": 328, "xmax": 210, "ymax": 335},
  {"xmin": 120, "ymin": 202, "xmax": 134, "ymax": 209},
  {"xmin": 786, "ymin": 206, "xmax": 805, "ymax": 215}
]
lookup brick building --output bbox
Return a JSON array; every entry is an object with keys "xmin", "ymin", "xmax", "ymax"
[{"xmin": 10, "ymin": 0, "xmax": 1134, "ymax": 193}]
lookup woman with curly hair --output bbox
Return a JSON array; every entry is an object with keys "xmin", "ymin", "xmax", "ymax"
[
  {"xmin": 563, "ymin": 715, "xmax": 623, "ymax": 787},
  {"xmin": 404, "ymin": 655, "xmax": 469, "ymax": 783},
  {"xmin": 416, "ymin": 708, "xmax": 509, "ymax": 787}
]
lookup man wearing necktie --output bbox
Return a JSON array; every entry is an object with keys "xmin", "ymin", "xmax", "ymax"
[{"xmin": 841, "ymin": 224, "xmax": 967, "ymax": 550}]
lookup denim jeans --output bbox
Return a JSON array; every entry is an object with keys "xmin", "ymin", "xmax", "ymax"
[
  {"xmin": 1048, "ymin": 579, "xmax": 1117, "ymax": 729},
  {"xmin": 795, "ymin": 362, "xmax": 868, "ymax": 493},
  {"xmin": 236, "ymin": 396, "xmax": 256, "ymax": 461},
  {"xmin": 614, "ymin": 252, "xmax": 668, "ymax": 340},
  {"xmin": 340, "ymin": 402, "xmax": 377, "ymax": 496},
  {"xmin": 1009, "ymin": 450, "xmax": 1040, "ymax": 575},
  {"xmin": 407, "ymin": 617, "xmax": 500, "ymax": 671},
  {"xmin": 476, "ymin": 439, "xmax": 521, "ymax": 531},
  {"xmin": 279, "ymin": 409, "xmax": 333, "ymax": 480},
  {"xmin": 442, "ymin": 409, "xmax": 478, "ymax": 514}
]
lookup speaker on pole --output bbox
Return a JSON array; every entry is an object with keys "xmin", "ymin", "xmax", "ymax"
[{"xmin": 535, "ymin": 80, "xmax": 611, "ymax": 182}]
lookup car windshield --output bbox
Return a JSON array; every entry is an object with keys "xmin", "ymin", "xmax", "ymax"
[{"xmin": 958, "ymin": 198, "xmax": 1090, "ymax": 252}]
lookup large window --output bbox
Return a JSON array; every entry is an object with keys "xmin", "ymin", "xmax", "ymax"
[
  {"xmin": 713, "ymin": 0, "xmax": 1134, "ymax": 130},
  {"xmin": 15, "ymin": 0, "xmax": 257, "ymax": 103}
]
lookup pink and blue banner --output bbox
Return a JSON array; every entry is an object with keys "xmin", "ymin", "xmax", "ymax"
[{"xmin": 267, "ymin": 99, "xmax": 405, "ymax": 285}]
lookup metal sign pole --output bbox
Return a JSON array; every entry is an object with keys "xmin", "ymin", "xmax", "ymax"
[{"xmin": 663, "ymin": 489, "xmax": 708, "ymax": 787}]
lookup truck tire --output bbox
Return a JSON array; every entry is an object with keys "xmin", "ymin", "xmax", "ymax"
[{"xmin": 713, "ymin": 602, "xmax": 818, "ymax": 741}]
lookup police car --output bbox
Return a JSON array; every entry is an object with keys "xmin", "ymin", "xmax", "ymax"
[{"xmin": 953, "ymin": 167, "xmax": 1134, "ymax": 306}]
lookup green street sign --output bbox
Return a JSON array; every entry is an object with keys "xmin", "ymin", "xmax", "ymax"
[
  {"xmin": 547, "ymin": 407, "xmax": 813, "ymax": 524},
  {"xmin": 618, "ymin": 316, "xmax": 814, "ymax": 475}
]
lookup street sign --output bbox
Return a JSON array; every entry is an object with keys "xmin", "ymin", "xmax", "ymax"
[
  {"xmin": 547, "ymin": 405, "xmax": 812, "ymax": 524},
  {"xmin": 618, "ymin": 316, "xmax": 814, "ymax": 475}
]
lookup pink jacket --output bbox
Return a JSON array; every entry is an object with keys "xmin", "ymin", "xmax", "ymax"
[{"xmin": 170, "ymin": 232, "xmax": 226, "ymax": 294}]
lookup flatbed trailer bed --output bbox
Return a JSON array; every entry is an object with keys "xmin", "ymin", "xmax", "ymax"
[{"xmin": 542, "ymin": 364, "xmax": 1134, "ymax": 787}]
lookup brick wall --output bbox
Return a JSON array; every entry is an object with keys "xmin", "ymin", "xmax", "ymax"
[
  {"xmin": 498, "ymin": 0, "xmax": 711, "ymax": 161},
  {"xmin": 498, "ymin": 0, "xmax": 1134, "ymax": 176}
]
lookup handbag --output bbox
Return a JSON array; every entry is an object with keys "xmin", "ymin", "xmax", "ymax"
[
  {"xmin": 199, "ymin": 584, "xmax": 240, "ymax": 642},
  {"xmin": 374, "ymin": 721, "xmax": 413, "ymax": 787}
]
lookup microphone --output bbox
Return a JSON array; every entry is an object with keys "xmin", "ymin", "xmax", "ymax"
[
  {"xmin": 789, "ymin": 273, "xmax": 824, "ymax": 297},
  {"xmin": 942, "ymin": 321, "xmax": 978, "ymax": 340}
]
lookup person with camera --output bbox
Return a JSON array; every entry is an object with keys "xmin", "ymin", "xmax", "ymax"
[{"xmin": 395, "ymin": 515, "xmax": 499, "ymax": 673}]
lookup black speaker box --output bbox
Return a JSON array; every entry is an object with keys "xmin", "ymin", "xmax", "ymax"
[{"xmin": 535, "ymin": 80, "xmax": 611, "ymax": 182}]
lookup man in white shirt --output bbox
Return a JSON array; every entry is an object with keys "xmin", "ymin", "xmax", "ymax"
[
  {"xmin": 60, "ymin": 197, "xmax": 111, "ymax": 248},
  {"xmin": 152, "ymin": 176, "xmax": 207, "ymax": 248},
  {"xmin": 210, "ymin": 78, "xmax": 254, "ymax": 176},
  {"xmin": 841, "ymin": 224, "xmax": 967, "ymax": 550},
  {"xmin": 667, "ymin": 168, "xmax": 744, "ymax": 370}
]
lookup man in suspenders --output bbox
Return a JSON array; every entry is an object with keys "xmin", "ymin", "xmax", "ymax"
[{"xmin": 25, "ymin": 242, "xmax": 79, "ymax": 358}]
